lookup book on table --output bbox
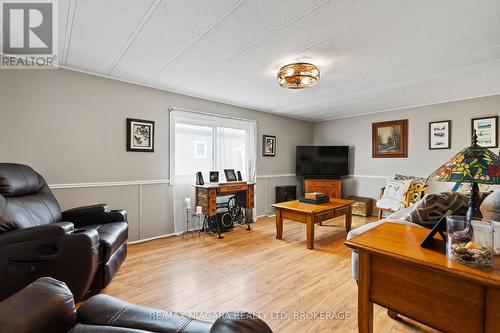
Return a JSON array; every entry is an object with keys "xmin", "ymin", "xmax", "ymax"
[
  {"xmin": 299, "ymin": 196, "xmax": 329, "ymax": 204},
  {"xmin": 304, "ymin": 192, "xmax": 326, "ymax": 200}
]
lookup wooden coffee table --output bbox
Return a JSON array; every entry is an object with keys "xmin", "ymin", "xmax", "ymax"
[
  {"xmin": 272, "ymin": 198, "xmax": 354, "ymax": 250},
  {"xmin": 345, "ymin": 223, "xmax": 500, "ymax": 333}
]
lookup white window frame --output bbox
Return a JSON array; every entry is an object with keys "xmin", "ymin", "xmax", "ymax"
[{"xmin": 169, "ymin": 108, "xmax": 257, "ymax": 185}]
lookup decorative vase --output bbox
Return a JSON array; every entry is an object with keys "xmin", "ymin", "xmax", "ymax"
[{"xmin": 446, "ymin": 216, "xmax": 494, "ymax": 267}]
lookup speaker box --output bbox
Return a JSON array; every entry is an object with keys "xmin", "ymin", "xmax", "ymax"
[
  {"xmin": 276, "ymin": 185, "xmax": 297, "ymax": 203},
  {"xmin": 216, "ymin": 211, "xmax": 234, "ymax": 232}
]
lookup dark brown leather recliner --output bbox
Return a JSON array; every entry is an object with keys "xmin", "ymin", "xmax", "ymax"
[
  {"xmin": 0, "ymin": 277, "xmax": 273, "ymax": 333},
  {"xmin": 0, "ymin": 163, "xmax": 128, "ymax": 301},
  {"xmin": 0, "ymin": 278, "xmax": 272, "ymax": 333}
]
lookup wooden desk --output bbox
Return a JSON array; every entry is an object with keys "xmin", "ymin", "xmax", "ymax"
[
  {"xmin": 344, "ymin": 223, "xmax": 500, "ymax": 333},
  {"xmin": 272, "ymin": 198, "xmax": 354, "ymax": 249},
  {"xmin": 194, "ymin": 183, "xmax": 254, "ymax": 237}
]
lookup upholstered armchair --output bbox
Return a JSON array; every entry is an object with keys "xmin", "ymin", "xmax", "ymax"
[
  {"xmin": 0, "ymin": 163, "xmax": 128, "ymax": 301},
  {"xmin": 376, "ymin": 175, "xmax": 428, "ymax": 219}
]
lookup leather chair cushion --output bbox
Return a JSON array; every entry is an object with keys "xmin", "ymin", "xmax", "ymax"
[
  {"xmin": 0, "ymin": 188, "xmax": 62, "ymax": 233},
  {"xmin": 0, "ymin": 164, "xmax": 62, "ymax": 233},
  {"xmin": 78, "ymin": 294, "xmax": 212, "ymax": 333},
  {"xmin": 0, "ymin": 277, "xmax": 76, "ymax": 333},
  {"xmin": 210, "ymin": 312, "xmax": 273, "ymax": 333},
  {"xmin": 86, "ymin": 222, "xmax": 128, "ymax": 262},
  {"xmin": 69, "ymin": 324, "xmax": 151, "ymax": 333},
  {"xmin": 0, "ymin": 163, "xmax": 45, "ymax": 197},
  {"xmin": 104, "ymin": 243, "xmax": 127, "ymax": 287},
  {"xmin": 93, "ymin": 243, "xmax": 128, "ymax": 290}
]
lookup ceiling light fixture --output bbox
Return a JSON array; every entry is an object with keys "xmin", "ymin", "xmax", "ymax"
[{"xmin": 277, "ymin": 62, "xmax": 320, "ymax": 89}]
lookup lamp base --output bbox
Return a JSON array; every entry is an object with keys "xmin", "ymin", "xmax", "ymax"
[{"xmin": 466, "ymin": 182, "xmax": 481, "ymax": 221}]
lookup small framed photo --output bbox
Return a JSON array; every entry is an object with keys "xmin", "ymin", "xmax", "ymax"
[
  {"xmin": 196, "ymin": 172, "xmax": 204, "ymax": 185},
  {"xmin": 209, "ymin": 171, "xmax": 219, "ymax": 183},
  {"xmin": 472, "ymin": 116, "xmax": 498, "ymax": 148},
  {"xmin": 372, "ymin": 119, "xmax": 408, "ymax": 158},
  {"xmin": 429, "ymin": 120, "xmax": 451, "ymax": 150},
  {"xmin": 262, "ymin": 135, "xmax": 276, "ymax": 156},
  {"xmin": 224, "ymin": 169, "xmax": 237, "ymax": 182},
  {"xmin": 127, "ymin": 118, "xmax": 155, "ymax": 152}
]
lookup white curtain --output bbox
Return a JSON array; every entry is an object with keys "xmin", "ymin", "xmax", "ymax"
[{"xmin": 170, "ymin": 108, "xmax": 257, "ymax": 232}]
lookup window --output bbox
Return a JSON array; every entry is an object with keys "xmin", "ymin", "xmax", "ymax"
[
  {"xmin": 170, "ymin": 109, "xmax": 256, "ymax": 185},
  {"xmin": 194, "ymin": 141, "xmax": 207, "ymax": 158},
  {"xmin": 174, "ymin": 123, "xmax": 213, "ymax": 181}
]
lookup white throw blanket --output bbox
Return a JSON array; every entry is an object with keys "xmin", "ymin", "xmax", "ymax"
[{"xmin": 347, "ymin": 207, "xmax": 422, "ymax": 280}]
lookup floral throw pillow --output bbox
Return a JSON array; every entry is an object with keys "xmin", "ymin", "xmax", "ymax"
[{"xmin": 394, "ymin": 174, "xmax": 427, "ymax": 204}]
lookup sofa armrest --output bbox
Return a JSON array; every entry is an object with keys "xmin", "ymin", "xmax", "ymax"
[
  {"xmin": 78, "ymin": 294, "xmax": 213, "ymax": 333},
  {"xmin": 78, "ymin": 295, "xmax": 273, "ymax": 333},
  {"xmin": 0, "ymin": 277, "xmax": 76, "ymax": 333},
  {"xmin": 62, "ymin": 204, "xmax": 127, "ymax": 227},
  {"xmin": 210, "ymin": 312, "xmax": 273, "ymax": 333},
  {"xmin": 0, "ymin": 225, "xmax": 100, "ymax": 301},
  {"xmin": 0, "ymin": 222, "xmax": 74, "ymax": 247},
  {"xmin": 63, "ymin": 204, "xmax": 108, "ymax": 218}
]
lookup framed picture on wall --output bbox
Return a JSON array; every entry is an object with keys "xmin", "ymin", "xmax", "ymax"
[
  {"xmin": 262, "ymin": 135, "xmax": 276, "ymax": 156},
  {"xmin": 372, "ymin": 119, "xmax": 408, "ymax": 158},
  {"xmin": 127, "ymin": 118, "xmax": 155, "ymax": 152},
  {"xmin": 472, "ymin": 116, "xmax": 498, "ymax": 148},
  {"xmin": 429, "ymin": 120, "xmax": 451, "ymax": 150}
]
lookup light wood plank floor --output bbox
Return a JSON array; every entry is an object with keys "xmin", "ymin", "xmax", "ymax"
[{"xmin": 103, "ymin": 215, "xmax": 438, "ymax": 333}]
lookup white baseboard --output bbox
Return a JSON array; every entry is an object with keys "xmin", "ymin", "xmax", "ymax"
[{"xmin": 128, "ymin": 232, "xmax": 181, "ymax": 245}]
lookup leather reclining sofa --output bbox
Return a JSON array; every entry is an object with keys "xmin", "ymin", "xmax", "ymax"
[
  {"xmin": 0, "ymin": 163, "xmax": 128, "ymax": 301},
  {"xmin": 0, "ymin": 277, "xmax": 273, "ymax": 333}
]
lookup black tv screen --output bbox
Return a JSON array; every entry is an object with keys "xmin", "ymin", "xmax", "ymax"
[{"xmin": 296, "ymin": 146, "xmax": 349, "ymax": 177}]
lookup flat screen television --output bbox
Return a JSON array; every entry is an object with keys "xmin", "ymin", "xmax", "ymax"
[{"xmin": 296, "ymin": 146, "xmax": 349, "ymax": 178}]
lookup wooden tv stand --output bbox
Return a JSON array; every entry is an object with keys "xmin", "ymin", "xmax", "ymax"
[{"xmin": 304, "ymin": 179, "xmax": 341, "ymax": 198}]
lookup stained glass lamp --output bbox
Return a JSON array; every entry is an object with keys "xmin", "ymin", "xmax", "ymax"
[{"xmin": 428, "ymin": 130, "xmax": 500, "ymax": 220}]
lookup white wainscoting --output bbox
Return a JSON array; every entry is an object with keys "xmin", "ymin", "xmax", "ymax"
[
  {"xmin": 50, "ymin": 174, "xmax": 298, "ymax": 242},
  {"xmin": 256, "ymin": 174, "xmax": 299, "ymax": 216},
  {"xmin": 51, "ymin": 181, "xmax": 173, "ymax": 242}
]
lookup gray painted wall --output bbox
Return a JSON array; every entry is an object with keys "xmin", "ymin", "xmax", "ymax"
[
  {"xmin": 313, "ymin": 94, "xmax": 500, "ymax": 206},
  {"xmin": 0, "ymin": 69, "xmax": 313, "ymax": 241}
]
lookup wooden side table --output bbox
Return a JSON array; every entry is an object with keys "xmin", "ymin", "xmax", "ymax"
[{"xmin": 345, "ymin": 223, "xmax": 500, "ymax": 333}]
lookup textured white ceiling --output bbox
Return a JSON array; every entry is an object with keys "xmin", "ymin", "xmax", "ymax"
[{"xmin": 59, "ymin": 0, "xmax": 500, "ymax": 121}]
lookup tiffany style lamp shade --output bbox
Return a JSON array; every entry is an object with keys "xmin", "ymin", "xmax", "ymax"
[{"xmin": 428, "ymin": 130, "xmax": 500, "ymax": 220}]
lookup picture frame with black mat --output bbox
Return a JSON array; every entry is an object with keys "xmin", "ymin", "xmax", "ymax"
[
  {"xmin": 126, "ymin": 118, "xmax": 155, "ymax": 152},
  {"xmin": 262, "ymin": 135, "xmax": 276, "ymax": 156},
  {"xmin": 209, "ymin": 171, "xmax": 219, "ymax": 183},
  {"xmin": 224, "ymin": 169, "xmax": 237, "ymax": 182},
  {"xmin": 472, "ymin": 115, "xmax": 498, "ymax": 148},
  {"xmin": 429, "ymin": 120, "xmax": 451, "ymax": 150}
]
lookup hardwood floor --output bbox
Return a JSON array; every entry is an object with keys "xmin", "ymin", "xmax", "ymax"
[{"xmin": 103, "ymin": 215, "xmax": 439, "ymax": 333}]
